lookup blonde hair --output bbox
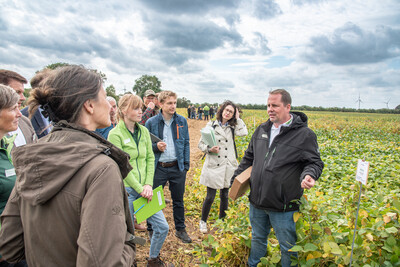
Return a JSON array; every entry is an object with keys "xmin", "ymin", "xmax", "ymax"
[
  {"xmin": 158, "ymin": 90, "xmax": 177, "ymax": 104},
  {"xmin": 117, "ymin": 94, "xmax": 143, "ymax": 121}
]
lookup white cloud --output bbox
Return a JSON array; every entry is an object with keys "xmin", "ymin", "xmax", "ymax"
[{"xmin": 1, "ymin": 0, "xmax": 399, "ymax": 109}]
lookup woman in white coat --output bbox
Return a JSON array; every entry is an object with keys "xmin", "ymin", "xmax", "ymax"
[{"xmin": 198, "ymin": 100, "xmax": 248, "ymax": 233}]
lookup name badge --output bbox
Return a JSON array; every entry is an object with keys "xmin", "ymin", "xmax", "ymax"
[
  {"xmin": 262, "ymin": 134, "xmax": 268, "ymax": 139},
  {"xmin": 5, "ymin": 168, "xmax": 16, "ymax": 177},
  {"xmin": 124, "ymin": 138, "xmax": 131, "ymax": 144}
]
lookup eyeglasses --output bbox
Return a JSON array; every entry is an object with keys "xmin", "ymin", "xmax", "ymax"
[{"xmin": 224, "ymin": 109, "xmax": 234, "ymax": 114}]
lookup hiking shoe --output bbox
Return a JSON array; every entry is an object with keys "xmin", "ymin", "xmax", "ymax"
[
  {"xmin": 175, "ymin": 229, "xmax": 192, "ymax": 243},
  {"xmin": 147, "ymin": 256, "xmax": 174, "ymax": 267},
  {"xmin": 199, "ymin": 220, "xmax": 208, "ymax": 233}
]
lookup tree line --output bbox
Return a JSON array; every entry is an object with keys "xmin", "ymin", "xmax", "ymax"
[
  {"xmin": 24, "ymin": 63, "xmax": 400, "ymax": 114},
  {"xmin": 237, "ymin": 104, "xmax": 400, "ymax": 114}
]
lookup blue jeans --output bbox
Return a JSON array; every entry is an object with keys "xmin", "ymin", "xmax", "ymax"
[
  {"xmin": 126, "ymin": 187, "xmax": 169, "ymax": 258},
  {"xmin": 248, "ymin": 203, "xmax": 298, "ymax": 267}
]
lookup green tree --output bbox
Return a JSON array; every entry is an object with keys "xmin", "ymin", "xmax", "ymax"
[
  {"xmin": 45, "ymin": 62, "xmax": 70, "ymax": 70},
  {"xmin": 41, "ymin": 62, "xmax": 107, "ymax": 82},
  {"xmin": 105, "ymin": 84, "xmax": 120, "ymax": 102},
  {"xmin": 23, "ymin": 88, "xmax": 31, "ymax": 99},
  {"xmin": 132, "ymin": 75, "xmax": 162, "ymax": 98},
  {"xmin": 396, "ymin": 104, "xmax": 400, "ymax": 110},
  {"xmin": 177, "ymin": 97, "xmax": 191, "ymax": 108}
]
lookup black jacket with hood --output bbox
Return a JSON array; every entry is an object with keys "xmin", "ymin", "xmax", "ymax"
[{"xmin": 231, "ymin": 112, "xmax": 324, "ymax": 212}]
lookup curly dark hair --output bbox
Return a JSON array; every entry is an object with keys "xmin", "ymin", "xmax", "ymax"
[{"xmin": 216, "ymin": 100, "xmax": 238, "ymax": 127}]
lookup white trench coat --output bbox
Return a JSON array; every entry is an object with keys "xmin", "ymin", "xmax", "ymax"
[{"xmin": 198, "ymin": 118, "xmax": 248, "ymax": 189}]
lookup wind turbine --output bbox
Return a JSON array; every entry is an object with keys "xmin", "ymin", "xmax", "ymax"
[
  {"xmin": 355, "ymin": 93, "xmax": 363, "ymax": 110},
  {"xmin": 383, "ymin": 98, "xmax": 391, "ymax": 109}
]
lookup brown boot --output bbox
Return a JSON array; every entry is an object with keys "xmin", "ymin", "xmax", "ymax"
[
  {"xmin": 134, "ymin": 222, "xmax": 146, "ymax": 231},
  {"xmin": 147, "ymin": 256, "xmax": 174, "ymax": 267}
]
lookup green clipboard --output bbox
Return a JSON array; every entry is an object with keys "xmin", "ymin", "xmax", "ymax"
[{"xmin": 133, "ymin": 185, "xmax": 166, "ymax": 223}]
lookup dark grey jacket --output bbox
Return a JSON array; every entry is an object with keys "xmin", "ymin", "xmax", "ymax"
[{"xmin": 231, "ymin": 112, "xmax": 324, "ymax": 212}]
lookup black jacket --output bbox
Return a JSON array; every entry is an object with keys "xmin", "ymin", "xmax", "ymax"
[{"xmin": 231, "ymin": 112, "xmax": 324, "ymax": 212}]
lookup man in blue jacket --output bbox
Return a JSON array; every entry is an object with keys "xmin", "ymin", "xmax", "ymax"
[
  {"xmin": 145, "ymin": 90, "xmax": 192, "ymax": 243},
  {"xmin": 231, "ymin": 89, "xmax": 324, "ymax": 267}
]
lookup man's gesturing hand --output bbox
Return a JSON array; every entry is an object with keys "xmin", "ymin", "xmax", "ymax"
[{"xmin": 301, "ymin": 175, "xmax": 315, "ymax": 189}]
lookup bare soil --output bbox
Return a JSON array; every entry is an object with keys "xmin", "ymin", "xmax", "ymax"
[{"xmin": 135, "ymin": 118, "xmax": 208, "ymax": 266}]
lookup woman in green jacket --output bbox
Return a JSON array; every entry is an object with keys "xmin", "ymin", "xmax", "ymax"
[
  {"xmin": 0, "ymin": 84, "xmax": 21, "ymax": 215},
  {"xmin": 108, "ymin": 94, "xmax": 171, "ymax": 267},
  {"xmin": 0, "ymin": 85, "xmax": 26, "ymax": 267}
]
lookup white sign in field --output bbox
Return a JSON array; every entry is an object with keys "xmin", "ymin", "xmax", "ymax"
[{"xmin": 356, "ymin": 159, "xmax": 369, "ymax": 185}]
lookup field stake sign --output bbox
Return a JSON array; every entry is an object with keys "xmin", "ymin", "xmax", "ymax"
[
  {"xmin": 355, "ymin": 159, "xmax": 369, "ymax": 185},
  {"xmin": 350, "ymin": 159, "xmax": 370, "ymax": 267}
]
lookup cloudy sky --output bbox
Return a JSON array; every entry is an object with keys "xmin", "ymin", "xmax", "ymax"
[{"xmin": 1, "ymin": 0, "xmax": 399, "ymax": 109}]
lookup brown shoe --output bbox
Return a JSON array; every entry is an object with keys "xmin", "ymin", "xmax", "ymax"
[
  {"xmin": 135, "ymin": 222, "xmax": 146, "ymax": 231},
  {"xmin": 147, "ymin": 256, "xmax": 174, "ymax": 267}
]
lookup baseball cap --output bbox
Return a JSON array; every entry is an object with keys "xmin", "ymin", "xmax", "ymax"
[{"xmin": 144, "ymin": 89, "xmax": 156, "ymax": 97}]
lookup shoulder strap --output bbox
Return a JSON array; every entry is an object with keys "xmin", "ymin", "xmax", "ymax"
[{"xmin": 231, "ymin": 127, "xmax": 238, "ymax": 159}]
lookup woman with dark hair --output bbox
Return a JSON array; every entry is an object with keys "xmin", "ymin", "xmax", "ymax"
[
  {"xmin": 197, "ymin": 100, "xmax": 248, "ymax": 233},
  {"xmin": 0, "ymin": 66, "xmax": 138, "ymax": 266}
]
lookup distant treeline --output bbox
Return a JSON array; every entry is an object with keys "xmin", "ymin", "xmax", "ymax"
[
  {"xmin": 238, "ymin": 104, "xmax": 400, "ymax": 114},
  {"xmin": 185, "ymin": 102, "xmax": 400, "ymax": 114}
]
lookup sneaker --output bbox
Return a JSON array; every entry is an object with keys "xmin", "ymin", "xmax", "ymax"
[
  {"xmin": 175, "ymin": 229, "xmax": 192, "ymax": 243},
  {"xmin": 199, "ymin": 220, "xmax": 208, "ymax": 233},
  {"xmin": 147, "ymin": 256, "xmax": 174, "ymax": 267}
]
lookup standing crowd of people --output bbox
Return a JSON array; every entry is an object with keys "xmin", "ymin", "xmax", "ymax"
[
  {"xmin": 187, "ymin": 105, "xmax": 216, "ymax": 121},
  {"xmin": 0, "ymin": 65, "xmax": 323, "ymax": 267}
]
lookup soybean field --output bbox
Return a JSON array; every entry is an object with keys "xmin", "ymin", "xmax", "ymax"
[{"xmin": 185, "ymin": 110, "xmax": 400, "ymax": 267}]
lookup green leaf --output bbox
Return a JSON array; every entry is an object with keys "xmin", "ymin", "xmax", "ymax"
[
  {"xmin": 331, "ymin": 247, "xmax": 343, "ymax": 255},
  {"xmin": 385, "ymin": 227, "xmax": 398, "ymax": 234},
  {"xmin": 289, "ymin": 245, "xmax": 303, "ymax": 252},
  {"xmin": 304, "ymin": 243, "xmax": 318, "ymax": 252},
  {"xmin": 271, "ymin": 253, "xmax": 281, "ymax": 263},
  {"xmin": 386, "ymin": 236, "xmax": 396, "ymax": 247},
  {"xmin": 329, "ymin": 242, "xmax": 342, "ymax": 255},
  {"xmin": 382, "ymin": 245, "xmax": 393, "ymax": 253},
  {"xmin": 393, "ymin": 199, "xmax": 400, "ymax": 211},
  {"xmin": 391, "ymin": 254, "xmax": 399, "ymax": 264},
  {"xmin": 260, "ymin": 257, "xmax": 269, "ymax": 265}
]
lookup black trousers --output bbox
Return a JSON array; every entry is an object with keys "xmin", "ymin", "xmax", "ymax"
[
  {"xmin": 151, "ymin": 164, "xmax": 187, "ymax": 230},
  {"xmin": 201, "ymin": 187, "xmax": 229, "ymax": 222}
]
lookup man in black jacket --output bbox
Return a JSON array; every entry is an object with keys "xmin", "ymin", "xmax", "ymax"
[{"xmin": 231, "ymin": 89, "xmax": 324, "ymax": 267}]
